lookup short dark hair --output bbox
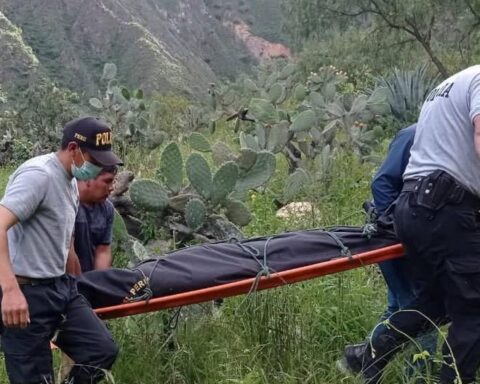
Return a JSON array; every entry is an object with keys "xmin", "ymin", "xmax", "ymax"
[{"xmin": 99, "ymin": 165, "xmax": 118, "ymax": 175}]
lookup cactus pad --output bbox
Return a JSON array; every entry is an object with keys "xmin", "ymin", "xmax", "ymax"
[
  {"xmin": 185, "ymin": 198, "xmax": 207, "ymax": 231},
  {"xmin": 189, "ymin": 132, "xmax": 212, "ymax": 152},
  {"xmin": 290, "ymin": 110, "xmax": 317, "ymax": 133},
  {"xmin": 235, "ymin": 148, "xmax": 257, "ymax": 171},
  {"xmin": 284, "ymin": 168, "xmax": 310, "ymax": 202},
  {"xmin": 236, "ymin": 151, "xmax": 276, "ymax": 191},
  {"xmin": 224, "ymin": 199, "xmax": 252, "ymax": 226},
  {"xmin": 248, "ymin": 98, "xmax": 278, "ymax": 124},
  {"xmin": 212, "ymin": 141, "xmax": 235, "ymax": 166},
  {"xmin": 168, "ymin": 193, "xmax": 198, "ymax": 211},
  {"xmin": 186, "ymin": 153, "xmax": 213, "ymax": 199},
  {"xmin": 267, "ymin": 121, "xmax": 290, "ymax": 153},
  {"xmin": 159, "ymin": 142, "xmax": 183, "ymax": 193},
  {"xmin": 130, "ymin": 179, "xmax": 169, "ymax": 212},
  {"xmin": 211, "ymin": 162, "xmax": 239, "ymax": 205},
  {"xmin": 268, "ymin": 83, "xmax": 285, "ymax": 104}
]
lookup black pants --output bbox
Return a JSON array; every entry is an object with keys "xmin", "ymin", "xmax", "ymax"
[
  {"xmin": 361, "ymin": 188, "xmax": 480, "ymax": 384},
  {"xmin": 0, "ymin": 275, "xmax": 118, "ymax": 384}
]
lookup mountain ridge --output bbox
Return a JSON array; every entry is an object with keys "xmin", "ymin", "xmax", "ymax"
[{"xmin": 0, "ymin": 0, "xmax": 289, "ymax": 98}]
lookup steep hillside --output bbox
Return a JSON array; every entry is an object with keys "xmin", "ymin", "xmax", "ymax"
[
  {"xmin": 0, "ymin": 10, "xmax": 38, "ymax": 88},
  {"xmin": 0, "ymin": 0, "xmax": 288, "ymax": 98}
]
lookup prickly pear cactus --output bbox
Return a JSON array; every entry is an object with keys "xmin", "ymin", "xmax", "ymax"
[
  {"xmin": 186, "ymin": 153, "xmax": 213, "ymax": 199},
  {"xmin": 244, "ymin": 78, "xmax": 258, "ymax": 92},
  {"xmin": 189, "ymin": 132, "xmax": 212, "ymax": 152},
  {"xmin": 255, "ymin": 124, "xmax": 266, "ymax": 149},
  {"xmin": 211, "ymin": 162, "xmax": 239, "ymax": 205},
  {"xmin": 367, "ymin": 86, "xmax": 390, "ymax": 115},
  {"xmin": 283, "ymin": 168, "xmax": 310, "ymax": 202},
  {"xmin": 160, "ymin": 142, "xmax": 183, "ymax": 193},
  {"xmin": 315, "ymin": 144, "xmax": 334, "ymax": 182},
  {"xmin": 224, "ymin": 199, "xmax": 252, "ymax": 226},
  {"xmin": 146, "ymin": 131, "xmax": 166, "ymax": 150},
  {"xmin": 278, "ymin": 63, "xmax": 296, "ymax": 80},
  {"xmin": 129, "ymin": 179, "xmax": 169, "ymax": 212},
  {"xmin": 212, "ymin": 141, "xmax": 236, "ymax": 166},
  {"xmin": 102, "ymin": 62, "xmax": 118, "ymax": 80},
  {"xmin": 239, "ymin": 132, "xmax": 260, "ymax": 152},
  {"xmin": 248, "ymin": 98, "xmax": 278, "ymax": 124},
  {"xmin": 290, "ymin": 110, "xmax": 317, "ymax": 133},
  {"xmin": 168, "ymin": 193, "xmax": 198, "ymax": 212},
  {"xmin": 267, "ymin": 121, "xmax": 290, "ymax": 153},
  {"xmin": 293, "ymin": 84, "xmax": 307, "ymax": 101},
  {"xmin": 236, "ymin": 151, "xmax": 276, "ymax": 192},
  {"xmin": 268, "ymin": 83, "xmax": 285, "ymax": 104},
  {"xmin": 112, "ymin": 209, "xmax": 129, "ymax": 251},
  {"xmin": 235, "ymin": 148, "xmax": 257, "ymax": 172},
  {"xmin": 185, "ymin": 198, "xmax": 207, "ymax": 231}
]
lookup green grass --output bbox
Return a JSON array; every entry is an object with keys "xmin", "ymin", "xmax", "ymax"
[
  {"xmin": 0, "ymin": 167, "xmax": 13, "ymax": 196},
  {"xmin": 107, "ymin": 270, "xmax": 387, "ymax": 384}
]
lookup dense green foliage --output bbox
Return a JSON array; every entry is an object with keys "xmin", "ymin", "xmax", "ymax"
[
  {"xmin": 282, "ymin": 0, "xmax": 480, "ymax": 78},
  {"xmin": 0, "ymin": 77, "xmax": 79, "ymax": 164}
]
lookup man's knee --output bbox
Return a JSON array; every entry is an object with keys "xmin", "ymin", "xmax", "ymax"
[
  {"xmin": 65, "ymin": 339, "xmax": 119, "ymax": 384},
  {"xmin": 84, "ymin": 337, "xmax": 119, "ymax": 368},
  {"xmin": 101, "ymin": 338, "xmax": 119, "ymax": 368}
]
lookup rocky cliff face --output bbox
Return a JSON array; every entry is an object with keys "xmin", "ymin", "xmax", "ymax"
[{"xmin": 0, "ymin": 0, "xmax": 289, "ymax": 98}]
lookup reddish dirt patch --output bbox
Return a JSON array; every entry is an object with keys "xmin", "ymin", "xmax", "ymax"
[{"xmin": 227, "ymin": 21, "xmax": 291, "ymax": 63}]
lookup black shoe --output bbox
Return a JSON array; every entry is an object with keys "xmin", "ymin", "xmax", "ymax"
[{"xmin": 343, "ymin": 342, "xmax": 367, "ymax": 374}]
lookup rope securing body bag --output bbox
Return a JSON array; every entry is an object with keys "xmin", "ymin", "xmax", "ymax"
[{"xmin": 77, "ymin": 226, "xmax": 399, "ymax": 309}]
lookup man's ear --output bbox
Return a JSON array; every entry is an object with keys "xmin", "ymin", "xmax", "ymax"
[
  {"xmin": 67, "ymin": 142, "xmax": 80, "ymax": 159},
  {"xmin": 66, "ymin": 141, "xmax": 79, "ymax": 152}
]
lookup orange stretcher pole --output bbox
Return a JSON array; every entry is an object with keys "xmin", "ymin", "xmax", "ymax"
[{"xmin": 95, "ymin": 243, "xmax": 404, "ymax": 320}]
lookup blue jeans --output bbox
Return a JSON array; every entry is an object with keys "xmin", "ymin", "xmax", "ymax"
[{"xmin": 373, "ymin": 259, "xmax": 437, "ymax": 368}]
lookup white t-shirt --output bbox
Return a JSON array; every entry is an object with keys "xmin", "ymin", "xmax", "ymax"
[{"xmin": 404, "ymin": 65, "xmax": 480, "ymax": 196}]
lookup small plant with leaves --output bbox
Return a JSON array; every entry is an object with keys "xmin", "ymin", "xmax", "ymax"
[{"xmin": 375, "ymin": 63, "xmax": 438, "ymax": 123}]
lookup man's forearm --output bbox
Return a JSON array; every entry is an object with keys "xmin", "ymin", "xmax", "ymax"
[
  {"xmin": 474, "ymin": 116, "xmax": 480, "ymax": 158},
  {"xmin": 66, "ymin": 243, "xmax": 82, "ymax": 276},
  {"xmin": 0, "ymin": 227, "xmax": 30, "ymax": 328},
  {"xmin": 0, "ymin": 205, "xmax": 20, "ymax": 291},
  {"xmin": 0, "ymin": 230, "xmax": 19, "ymax": 292},
  {"xmin": 94, "ymin": 245, "xmax": 112, "ymax": 270}
]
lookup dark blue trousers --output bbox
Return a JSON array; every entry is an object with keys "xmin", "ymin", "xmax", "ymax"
[
  {"xmin": 362, "ymin": 189, "xmax": 480, "ymax": 384},
  {"xmin": 375, "ymin": 259, "xmax": 438, "ymax": 370},
  {"xmin": 0, "ymin": 275, "xmax": 118, "ymax": 384}
]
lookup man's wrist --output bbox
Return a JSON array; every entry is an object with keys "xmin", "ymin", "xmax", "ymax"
[{"xmin": 1, "ymin": 276, "xmax": 20, "ymax": 293}]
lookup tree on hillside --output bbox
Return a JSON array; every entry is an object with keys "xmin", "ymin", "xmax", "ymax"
[{"xmin": 282, "ymin": 0, "xmax": 480, "ymax": 77}]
